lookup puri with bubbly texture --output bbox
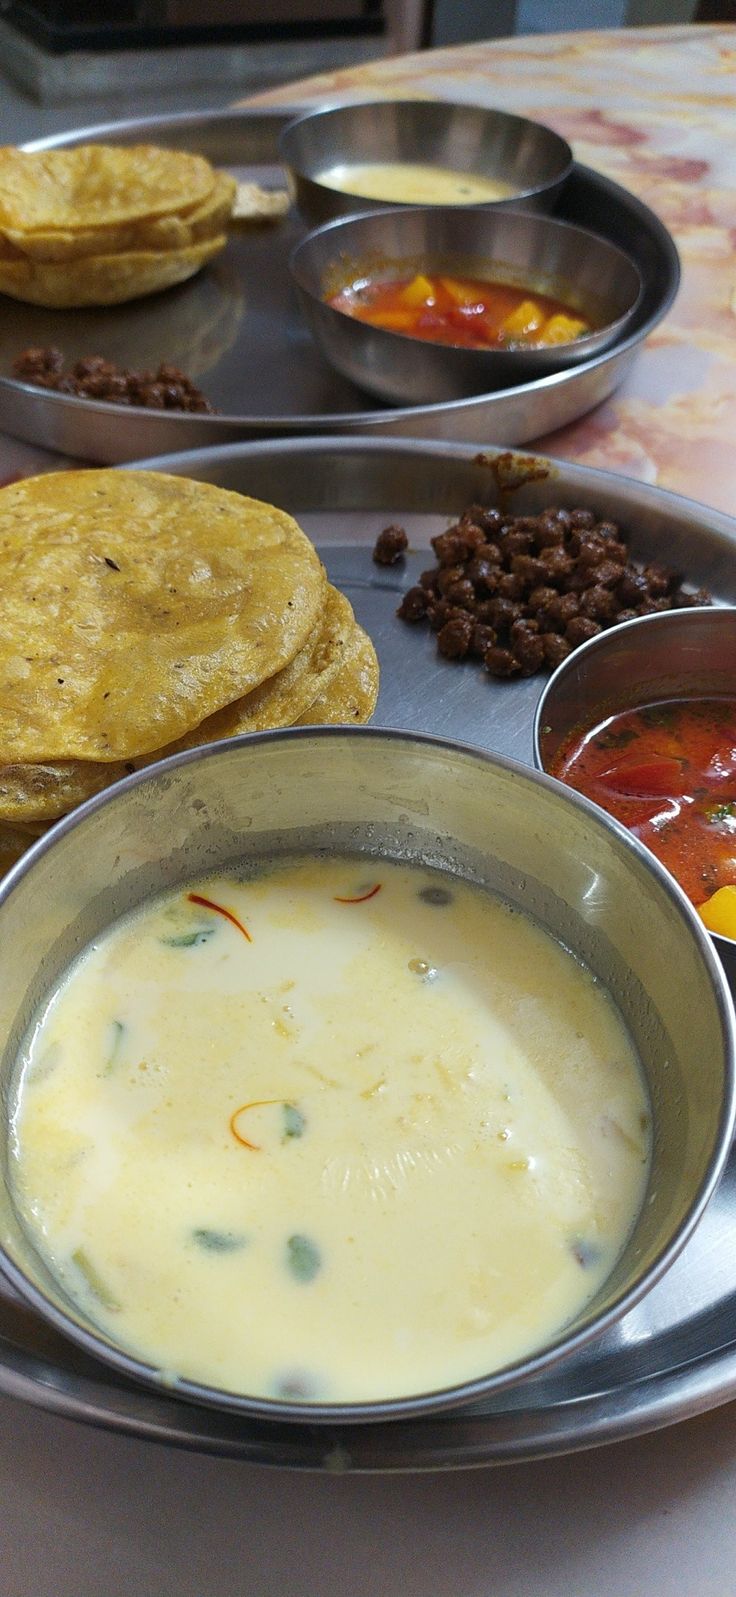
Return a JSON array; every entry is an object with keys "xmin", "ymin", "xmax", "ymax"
[
  {"xmin": 0, "ymin": 468, "xmax": 378, "ymax": 868},
  {"xmin": 0, "ymin": 144, "xmax": 284, "ymax": 306}
]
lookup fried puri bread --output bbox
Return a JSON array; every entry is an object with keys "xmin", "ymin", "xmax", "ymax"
[
  {"xmin": 0, "ymin": 585, "xmax": 358, "ymax": 823},
  {"xmin": 0, "ymin": 146, "xmax": 236, "ymax": 306},
  {"xmin": 0, "ymin": 819, "xmax": 49, "ymax": 876},
  {"xmin": 0, "ymin": 470, "xmax": 326, "ymax": 763},
  {"xmin": 231, "ymin": 181, "xmax": 290, "ymax": 223},
  {"xmin": 0, "ymin": 144, "xmax": 218, "ymax": 233},
  {"xmin": 0, "ymin": 173, "xmax": 237, "ymax": 264},
  {"xmin": 0, "ymin": 234, "xmax": 227, "ymax": 307},
  {"xmin": 0, "ymin": 760, "xmax": 114, "ymax": 825},
  {"xmin": 183, "ymin": 583, "xmax": 357, "ymax": 744},
  {"xmin": 296, "ymin": 625, "xmax": 379, "ymax": 725}
]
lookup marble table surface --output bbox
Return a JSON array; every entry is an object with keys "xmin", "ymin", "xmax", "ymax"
[
  {"xmin": 248, "ymin": 23, "xmax": 735, "ymax": 516},
  {"xmin": 3, "ymin": 25, "xmax": 736, "ymax": 1597},
  {"xmin": 4, "ymin": 24, "xmax": 735, "ymax": 518}
]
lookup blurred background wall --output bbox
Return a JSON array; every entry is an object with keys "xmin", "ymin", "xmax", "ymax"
[{"xmin": 0, "ymin": 0, "xmax": 731, "ymax": 135}]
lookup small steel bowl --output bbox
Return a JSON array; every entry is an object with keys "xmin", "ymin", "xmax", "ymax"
[
  {"xmin": 534, "ymin": 607, "xmax": 736, "ymax": 993},
  {"xmin": 289, "ymin": 206, "xmax": 643, "ymax": 405},
  {"xmin": 279, "ymin": 98, "xmax": 574, "ymax": 228},
  {"xmin": 0, "ymin": 728, "xmax": 733, "ymax": 1425}
]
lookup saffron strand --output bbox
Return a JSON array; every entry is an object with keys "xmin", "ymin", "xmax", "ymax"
[
  {"xmin": 187, "ymin": 891, "xmax": 252, "ymax": 942},
  {"xmin": 334, "ymin": 884, "xmax": 382, "ymax": 904}
]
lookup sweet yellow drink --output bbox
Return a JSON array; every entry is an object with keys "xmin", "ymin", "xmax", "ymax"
[{"xmin": 11, "ymin": 856, "xmax": 649, "ymax": 1404}]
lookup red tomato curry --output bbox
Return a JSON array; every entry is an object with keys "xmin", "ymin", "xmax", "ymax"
[
  {"xmin": 549, "ymin": 697, "xmax": 736, "ymax": 935},
  {"xmin": 327, "ymin": 272, "xmax": 591, "ymax": 350}
]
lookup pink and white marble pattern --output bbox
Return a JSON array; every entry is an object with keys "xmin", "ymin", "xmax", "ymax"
[
  {"xmin": 0, "ymin": 26, "xmax": 733, "ymax": 519},
  {"xmin": 249, "ymin": 23, "xmax": 736, "ymax": 515}
]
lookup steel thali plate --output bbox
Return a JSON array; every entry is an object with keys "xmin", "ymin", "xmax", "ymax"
[
  {"xmin": 2, "ymin": 436, "xmax": 736, "ymax": 1470},
  {"xmin": 0, "ymin": 107, "xmax": 679, "ymax": 463}
]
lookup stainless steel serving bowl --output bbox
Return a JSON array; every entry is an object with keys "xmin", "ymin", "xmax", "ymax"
[
  {"xmin": 289, "ymin": 207, "xmax": 642, "ymax": 405},
  {"xmin": 278, "ymin": 99, "xmax": 574, "ymax": 228},
  {"xmin": 534, "ymin": 608, "xmax": 736, "ymax": 992},
  {"xmin": 0, "ymin": 728, "xmax": 733, "ymax": 1425}
]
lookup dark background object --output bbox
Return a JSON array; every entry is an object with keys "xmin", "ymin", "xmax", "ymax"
[
  {"xmin": 0, "ymin": 0, "xmax": 385, "ymax": 52},
  {"xmin": 694, "ymin": 0, "xmax": 736, "ymax": 17}
]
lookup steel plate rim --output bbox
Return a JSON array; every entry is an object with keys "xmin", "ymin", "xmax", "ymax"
[
  {"xmin": 0, "ymin": 104, "xmax": 680, "ymax": 436},
  {"xmin": 19, "ymin": 102, "xmax": 293, "ymax": 155},
  {"xmin": 132, "ymin": 431, "xmax": 736, "ymax": 546},
  {"xmin": 2, "ymin": 1311, "xmax": 736, "ymax": 1471},
  {"xmin": 1, "ymin": 724, "xmax": 733, "ymax": 1430},
  {"xmin": 3, "ymin": 433, "xmax": 734, "ymax": 1469}
]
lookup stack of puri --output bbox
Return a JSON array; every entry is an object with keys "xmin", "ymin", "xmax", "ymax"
[
  {"xmin": 0, "ymin": 469, "xmax": 379, "ymax": 874},
  {"xmin": 0, "ymin": 144, "xmax": 239, "ymax": 306}
]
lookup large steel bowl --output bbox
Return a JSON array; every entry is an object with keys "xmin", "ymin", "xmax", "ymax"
[
  {"xmin": 289, "ymin": 207, "xmax": 642, "ymax": 405},
  {"xmin": 279, "ymin": 99, "xmax": 573, "ymax": 228},
  {"xmin": 533, "ymin": 606, "xmax": 736, "ymax": 995},
  {"xmin": 0, "ymin": 728, "xmax": 733, "ymax": 1425}
]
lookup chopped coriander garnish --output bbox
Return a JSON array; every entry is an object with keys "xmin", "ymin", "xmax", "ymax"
[
  {"xmin": 706, "ymin": 800, "xmax": 736, "ymax": 824},
  {"xmin": 594, "ymin": 727, "xmax": 637, "ymax": 751},
  {"xmin": 161, "ymin": 926, "xmax": 216, "ymax": 948},
  {"xmin": 282, "ymin": 1103, "xmax": 306, "ymax": 1140},
  {"xmin": 570, "ymin": 1238, "xmax": 602, "ymax": 1270},
  {"xmin": 191, "ymin": 1228, "xmax": 247, "ymax": 1253},
  {"xmin": 102, "ymin": 1018, "xmax": 125, "ymax": 1077},
  {"xmin": 286, "ymin": 1234, "xmax": 321, "ymax": 1283}
]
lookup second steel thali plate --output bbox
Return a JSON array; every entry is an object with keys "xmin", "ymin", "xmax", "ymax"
[
  {"xmin": 0, "ymin": 107, "xmax": 679, "ymax": 463},
  {"xmin": 1, "ymin": 437, "xmax": 736, "ymax": 1471}
]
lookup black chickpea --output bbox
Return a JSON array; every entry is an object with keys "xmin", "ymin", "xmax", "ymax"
[{"xmin": 387, "ymin": 500, "xmax": 711, "ymax": 681}]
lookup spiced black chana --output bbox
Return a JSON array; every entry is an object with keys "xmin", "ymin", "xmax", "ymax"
[
  {"xmin": 372, "ymin": 523, "xmax": 409, "ymax": 565},
  {"xmin": 387, "ymin": 504, "xmax": 711, "ymax": 679},
  {"xmin": 12, "ymin": 347, "xmax": 216, "ymax": 413}
]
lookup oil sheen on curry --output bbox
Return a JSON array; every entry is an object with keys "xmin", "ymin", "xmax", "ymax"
[
  {"xmin": 550, "ymin": 697, "xmax": 736, "ymax": 940},
  {"xmin": 328, "ymin": 273, "xmax": 591, "ymax": 350},
  {"xmin": 11, "ymin": 857, "xmax": 650, "ymax": 1405}
]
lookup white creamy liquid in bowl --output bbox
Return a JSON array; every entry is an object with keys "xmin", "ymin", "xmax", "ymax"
[
  {"xmin": 313, "ymin": 160, "xmax": 516, "ymax": 206},
  {"xmin": 10, "ymin": 856, "xmax": 650, "ymax": 1405}
]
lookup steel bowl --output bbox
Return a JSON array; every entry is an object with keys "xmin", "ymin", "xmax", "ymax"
[
  {"xmin": 534, "ymin": 607, "xmax": 736, "ymax": 993},
  {"xmin": 0, "ymin": 728, "xmax": 733, "ymax": 1425},
  {"xmin": 279, "ymin": 99, "xmax": 573, "ymax": 228},
  {"xmin": 289, "ymin": 207, "xmax": 643, "ymax": 405}
]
